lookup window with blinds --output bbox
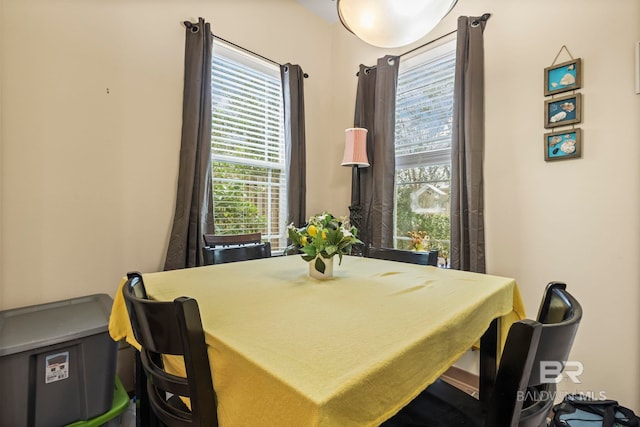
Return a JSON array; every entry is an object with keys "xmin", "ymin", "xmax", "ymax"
[
  {"xmin": 394, "ymin": 40, "xmax": 455, "ymax": 265},
  {"xmin": 211, "ymin": 40, "xmax": 287, "ymax": 251}
]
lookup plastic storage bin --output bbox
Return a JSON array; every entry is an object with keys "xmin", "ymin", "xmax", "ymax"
[
  {"xmin": 65, "ymin": 376, "xmax": 131, "ymax": 427},
  {"xmin": 0, "ymin": 294, "xmax": 118, "ymax": 427}
]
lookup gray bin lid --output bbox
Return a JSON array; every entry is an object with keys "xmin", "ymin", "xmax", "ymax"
[{"xmin": 0, "ymin": 294, "xmax": 114, "ymax": 357}]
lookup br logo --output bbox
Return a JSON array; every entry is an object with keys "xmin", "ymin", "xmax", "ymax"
[{"xmin": 540, "ymin": 361, "xmax": 583, "ymax": 384}]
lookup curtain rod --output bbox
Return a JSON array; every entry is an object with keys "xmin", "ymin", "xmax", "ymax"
[
  {"xmin": 357, "ymin": 13, "xmax": 491, "ymax": 76},
  {"xmin": 398, "ymin": 13, "xmax": 491, "ymax": 57},
  {"xmin": 183, "ymin": 21, "xmax": 309, "ymax": 78},
  {"xmin": 400, "ymin": 12, "xmax": 490, "ymax": 58},
  {"xmin": 356, "ymin": 29, "xmax": 456, "ymax": 76},
  {"xmin": 399, "ymin": 29, "xmax": 457, "ymax": 59}
]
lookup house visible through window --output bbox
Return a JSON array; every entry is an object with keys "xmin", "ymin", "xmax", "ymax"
[
  {"xmin": 394, "ymin": 40, "xmax": 455, "ymax": 266},
  {"xmin": 211, "ymin": 40, "xmax": 287, "ymax": 251}
]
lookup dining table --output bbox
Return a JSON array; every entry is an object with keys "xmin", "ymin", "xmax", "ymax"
[{"xmin": 108, "ymin": 254, "xmax": 525, "ymax": 427}]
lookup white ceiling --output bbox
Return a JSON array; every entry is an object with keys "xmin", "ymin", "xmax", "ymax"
[{"xmin": 296, "ymin": 0, "xmax": 339, "ymax": 24}]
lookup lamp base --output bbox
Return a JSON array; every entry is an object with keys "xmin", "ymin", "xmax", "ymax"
[{"xmin": 349, "ymin": 204, "xmax": 365, "ymax": 257}]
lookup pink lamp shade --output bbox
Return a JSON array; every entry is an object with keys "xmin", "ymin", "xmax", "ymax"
[{"xmin": 341, "ymin": 127, "xmax": 370, "ymax": 167}]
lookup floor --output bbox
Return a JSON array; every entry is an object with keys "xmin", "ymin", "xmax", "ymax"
[
  {"xmin": 119, "ymin": 400, "xmax": 136, "ymax": 427},
  {"xmin": 441, "ymin": 366, "xmax": 480, "ymax": 397}
]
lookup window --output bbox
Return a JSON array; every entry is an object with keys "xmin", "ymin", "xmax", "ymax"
[
  {"xmin": 211, "ymin": 40, "xmax": 287, "ymax": 251},
  {"xmin": 394, "ymin": 40, "xmax": 455, "ymax": 265}
]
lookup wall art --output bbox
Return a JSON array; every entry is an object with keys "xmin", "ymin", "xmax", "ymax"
[
  {"xmin": 544, "ymin": 128, "xmax": 582, "ymax": 161},
  {"xmin": 544, "ymin": 58, "xmax": 582, "ymax": 96},
  {"xmin": 544, "ymin": 93, "xmax": 581, "ymax": 129}
]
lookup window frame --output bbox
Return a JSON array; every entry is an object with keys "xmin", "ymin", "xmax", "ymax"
[
  {"xmin": 393, "ymin": 39, "xmax": 456, "ymax": 259},
  {"xmin": 210, "ymin": 39, "xmax": 288, "ymax": 252}
]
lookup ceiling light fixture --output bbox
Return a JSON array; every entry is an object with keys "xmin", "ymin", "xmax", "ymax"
[{"xmin": 337, "ymin": 0, "xmax": 458, "ymax": 48}]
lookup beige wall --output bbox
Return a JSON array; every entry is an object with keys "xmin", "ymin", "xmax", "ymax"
[{"xmin": 1, "ymin": 0, "xmax": 639, "ymax": 409}]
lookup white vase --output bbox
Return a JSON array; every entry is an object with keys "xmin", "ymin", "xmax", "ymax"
[{"xmin": 308, "ymin": 255, "xmax": 334, "ymax": 280}]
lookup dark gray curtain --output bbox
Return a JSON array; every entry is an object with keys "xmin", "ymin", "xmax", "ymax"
[
  {"xmin": 450, "ymin": 15, "xmax": 490, "ymax": 273},
  {"xmin": 353, "ymin": 55, "xmax": 400, "ymax": 249},
  {"xmin": 164, "ymin": 18, "xmax": 214, "ymax": 270},
  {"xmin": 281, "ymin": 64, "xmax": 307, "ymax": 227}
]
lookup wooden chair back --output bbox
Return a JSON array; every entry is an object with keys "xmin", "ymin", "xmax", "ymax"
[
  {"xmin": 366, "ymin": 246, "xmax": 438, "ymax": 266},
  {"xmin": 486, "ymin": 282, "xmax": 582, "ymax": 426},
  {"xmin": 203, "ymin": 243, "xmax": 272, "ymax": 265},
  {"xmin": 122, "ymin": 272, "xmax": 218, "ymax": 427},
  {"xmin": 202, "ymin": 232, "xmax": 262, "ymax": 247},
  {"xmin": 202, "ymin": 233, "xmax": 271, "ymax": 265}
]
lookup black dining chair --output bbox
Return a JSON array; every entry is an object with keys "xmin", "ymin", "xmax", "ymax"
[
  {"xmin": 202, "ymin": 232, "xmax": 271, "ymax": 265},
  {"xmin": 381, "ymin": 282, "xmax": 582, "ymax": 427},
  {"xmin": 203, "ymin": 232, "xmax": 263, "ymax": 247},
  {"xmin": 122, "ymin": 272, "xmax": 218, "ymax": 427},
  {"xmin": 366, "ymin": 246, "xmax": 438, "ymax": 266}
]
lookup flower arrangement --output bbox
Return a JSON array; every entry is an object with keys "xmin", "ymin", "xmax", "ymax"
[
  {"xmin": 407, "ymin": 230, "xmax": 430, "ymax": 251},
  {"xmin": 286, "ymin": 212, "xmax": 361, "ymax": 273}
]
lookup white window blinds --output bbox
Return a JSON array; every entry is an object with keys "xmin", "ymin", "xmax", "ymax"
[
  {"xmin": 395, "ymin": 41, "xmax": 456, "ymax": 169},
  {"xmin": 211, "ymin": 40, "xmax": 287, "ymax": 250}
]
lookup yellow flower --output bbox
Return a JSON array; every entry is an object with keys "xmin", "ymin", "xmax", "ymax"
[
  {"xmin": 308, "ymin": 224, "xmax": 318, "ymax": 237},
  {"xmin": 321, "ymin": 230, "xmax": 327, "ymax": 240},
  {"xmin": 302, "ymin": 236, "xmax": 307, "ymax": 245},
  {"xmin": 407, "ymin": 230, "xmax": 429, "ymax": 250}
]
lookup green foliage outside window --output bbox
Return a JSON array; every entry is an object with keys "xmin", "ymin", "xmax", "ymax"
[
  {"xmin": 212, "ymin": 161, "xmax": 271, "ymax": 235},
  {"xmin": 395, "ymin": 164, "xmax": 451, "ymax": 265}
]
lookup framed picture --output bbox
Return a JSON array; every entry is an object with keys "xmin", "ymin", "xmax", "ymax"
[
  {"xmin": 544, "ymin": 128, "xmax": 582, "ymax": 161},
  {"xmin": 544, "ymin": 58, "xmax": 582, "ymax": 96},
  {"xmin": 544, "ymin": 93, "xmax": 582, "ymax": 128}
]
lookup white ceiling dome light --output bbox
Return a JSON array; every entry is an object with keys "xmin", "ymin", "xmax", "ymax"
[{"xmin": 337, "ymin": 0, "xmax": 458, "ymax": 48}]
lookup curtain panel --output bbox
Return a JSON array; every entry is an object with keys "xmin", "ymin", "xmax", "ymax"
[
  {"xmin": 353, "ymin": 55, "xmax": 400, "ymax": 249},
  {"xmin": 281, "ymin": 64, "xmax": 307, "ymax": 227},
  {"xmin": 450, "ymin": 15, "xmax": 489, "ymax": 273},
  {"xmin": 164, "ymin": 18, "xmax": 214, "ymax": 271}
]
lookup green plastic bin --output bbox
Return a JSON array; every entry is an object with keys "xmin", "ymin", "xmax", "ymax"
[{"xmin": 65, "ymin": 376, "xmax": 131, "ymax": 427}]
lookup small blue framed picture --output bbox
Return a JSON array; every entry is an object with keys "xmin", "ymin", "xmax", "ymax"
[
  {"xmin": 544, "ymin": 128, "xmax": 582, "ymax": 161},
  {"xmin": 544, "ymin": 58, "xmax": 582, "ymax": 96},
  {"xmin": 544, "ymin": 93, "xmax": 582, "ymax": 129}
]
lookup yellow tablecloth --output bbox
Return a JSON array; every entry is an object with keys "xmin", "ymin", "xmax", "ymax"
[{"xmin": 109, "ymin": 255, "xmax": 524, "ymax": 427}]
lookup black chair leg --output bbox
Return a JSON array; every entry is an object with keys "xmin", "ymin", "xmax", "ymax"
[{"xmin": 479, "ymin": 318, "xmax": 498, "ymax": 405}]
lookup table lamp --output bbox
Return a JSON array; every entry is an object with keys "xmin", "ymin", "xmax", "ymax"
[{"xmin": 341, "ymin": 127, "xmax": 369, "ymax": 250}]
